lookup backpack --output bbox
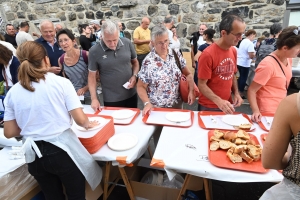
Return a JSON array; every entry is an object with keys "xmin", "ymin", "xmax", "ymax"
[
  {"xmin": 255, "ymin": 39, "xmax": 277, "ymax": 68},
  {"xmin": 59, "ymin": 50, "xmax": 88, "ymax": 78}
]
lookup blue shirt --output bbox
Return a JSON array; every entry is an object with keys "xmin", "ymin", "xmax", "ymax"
[{"xmin": 35, "ymin": 36, "xmax": 64, "ymax": 76}]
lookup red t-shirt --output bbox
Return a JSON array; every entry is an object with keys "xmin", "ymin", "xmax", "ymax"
[{"xmin": 198, "ymin": 43, "xmax": 237, "ymax": 108}]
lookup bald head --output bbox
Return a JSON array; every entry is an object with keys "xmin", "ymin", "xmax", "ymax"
[
  {"xmin": 141, "ymin": 17, "xmax": 150, "ymax": 30},
  {"xmin": 40, "ymin": 20, "xmax": 55, "ymax": 43}
]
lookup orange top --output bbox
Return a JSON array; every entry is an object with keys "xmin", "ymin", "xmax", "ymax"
[{"xmin": 254, "ymin": 54, "xmax": 292, "ymax": 113}]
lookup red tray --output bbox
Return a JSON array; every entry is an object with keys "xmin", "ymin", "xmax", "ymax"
[
  {"xmin": 94, "ymin": 107, "xmax": 140, "ymax": 125},
  {"xmin": 198, "ymin": 111, "xmax": 254, "ymax": 131},
  {"xmin": 142, "ymin": 107, "xmax": 194, "ymax": 128},
  {"xmin": 208, "ymin": 130, "xmax": 269, "ymax": 173},
  {"xmin": 258, "ymin": 113, "xmax": 274, "ymax": 131}
]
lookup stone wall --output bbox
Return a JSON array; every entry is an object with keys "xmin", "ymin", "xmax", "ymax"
[{"xmin": 0, "ymin": 0, "xmax": 286, "ymax": 51}]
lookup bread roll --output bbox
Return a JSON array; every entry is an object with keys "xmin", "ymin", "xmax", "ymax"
[
  {"xmin": 210, "ymin": 141, "xmax": 220, "ymax": 151},
  {"xmin": 237, "ymin": 130, "xmax": 250, "ymax": 140},
  {"xmin": 224, "ymin": 131, "xmax": 237, "ymax": 141},
  {"xmin": 210, "ymin": 135, "xmax": 221, "ymax": 142},
  {"xmin": 219, "ymin": 140, "xmax": 233, "ymax": 150},
  {"xmin": 239, "ymin": 123, "xmax": 252, "ymax": 131},
  {"xmin": 214, "ymin": 130, "xmax": 224, "ymax": 139},
  {"xmin": 240, "ymin": 151, "xmax": 254, "ymax": 163}
]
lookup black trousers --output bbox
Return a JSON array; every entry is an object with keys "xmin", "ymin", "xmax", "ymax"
[
  {"xmin": 137, "ymin": 53, "xmax": 149, "ymax": 69},
  {"xmin": 104, "ymin": 93, "xmax": 138, "ymax": 108}
]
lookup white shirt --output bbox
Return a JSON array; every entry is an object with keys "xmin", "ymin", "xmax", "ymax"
[
  {"xmin": 3, "ymin": 57, "xmax": 13, "ymax": 87},
  {"xmin": 237, "ymin": 38, "xmax": 255, "ymax": 67},
  {"xmin": 190, "ymin": 35, "xmax": 205, "ymax": 48},
  {"xmin": 15, "ymin": 31, "xmax": 34, "ymax": 46},
  {"xmin": 0, "ymin": 41, "xmax": 16, "ymax": 55},
  {"xmin": 170, "ymin": 37, "xmax": 181, "ymax": 49},
  {"xmin": 4, "ymin": 73, "xmax": 82, "ymax": 139}
]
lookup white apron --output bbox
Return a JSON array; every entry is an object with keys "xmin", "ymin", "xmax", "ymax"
[{"xmin": 21, "ymin": 128, "xmax": 102, "ymax": 190}]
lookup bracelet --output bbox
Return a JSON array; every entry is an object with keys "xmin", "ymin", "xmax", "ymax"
[{"xmin": 144, "ymin": 101, "xmax": 150, "ymax": 106}]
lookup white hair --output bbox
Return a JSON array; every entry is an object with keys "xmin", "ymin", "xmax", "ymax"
[{"xmin": 101, "ymin": 20, "xmax": 120, "ymax": 38}]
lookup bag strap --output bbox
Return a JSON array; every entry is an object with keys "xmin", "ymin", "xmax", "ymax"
[
  {"xmin": 172, "ymin": 49, "xmax": 182, "ymax": 72},
  {"xmin": 267, "ymin": 54, "xmax": 287, "ymax": 90},
  {"xmin": 59, "ymin": 53, "xmax": 65, "ymax": 66}
]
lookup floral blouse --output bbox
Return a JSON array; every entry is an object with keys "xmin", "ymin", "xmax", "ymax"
[{"xmin": 138, "ymin": 48, "xmax": 186, "ymax": 107}]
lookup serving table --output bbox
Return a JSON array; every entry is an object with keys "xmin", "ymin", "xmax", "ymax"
[
  {"xmin": 151, "ymin": 111, "xmax": 283, "ymax": 200},
  {"xmin": 82, "ymin": 105, "xmax": 156, "ymax": 200}
]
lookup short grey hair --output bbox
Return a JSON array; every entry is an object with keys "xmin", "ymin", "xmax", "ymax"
[
  {"xmin": 101, "ymin": 20, "xmax": 120, "ymax": 38},
  {"xmin": 39, "ymin": 20, "xmax": 54, "ymax": 30},
  {"xmin": 151, "ymin": 25, "xmax": 169, "ymax": 41},
  {"xmin": 164, "ymin": 16, "xmax": 174, "ymax": 24}
]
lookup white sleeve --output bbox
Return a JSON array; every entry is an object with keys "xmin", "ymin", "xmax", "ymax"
[
  {"xmin": 26, "ymin": 33, "xmax": 34, "ymax": 41},
  {"xmin": 3, "ymin": 92, "xmax": 15, "ymax": 121},
  {"xmin": 63, "ymin": 79, "xmax": 83, "ymax": 111}
]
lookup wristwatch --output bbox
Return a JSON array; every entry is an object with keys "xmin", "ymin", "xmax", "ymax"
[
  {"xmin": 144, "ymin": 101, "xmax": 150, "ymax": 106},
  {"xmin": 133, "ymin": 74, "xmax": 138, "ymax": 78}
]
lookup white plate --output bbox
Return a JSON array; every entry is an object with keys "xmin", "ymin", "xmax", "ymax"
[
  {"xmin": 165, "ymin": 112, "xmax": 190, "ymax": 122},
  {"xmin": 74, "ymin": 117, "xmax": 106, "ymax": 131},
  {"xmin": 112, "ymin": 109, "xmax": 135, "ymax": 120},
  {"xmin": 107, "ymin": 133, "xmax": 138, "ymax": 151},
  {"xmin": 221, "ymin": 115, "xmax": 250, "ymax": 126}
]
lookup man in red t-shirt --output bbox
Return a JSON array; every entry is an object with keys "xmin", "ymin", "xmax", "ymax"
[{"xmin": 198, "ymin": 15, "xmax": 245, "ymax": 114}]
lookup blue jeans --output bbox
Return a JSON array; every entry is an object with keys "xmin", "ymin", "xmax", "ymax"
[
  {"xmin": 28, "ymin": 141, "xmax": 85, "ymax": 200},
  {"xmin": 237, "ymin": 65, "xmax": 250, "ymax": 93}
]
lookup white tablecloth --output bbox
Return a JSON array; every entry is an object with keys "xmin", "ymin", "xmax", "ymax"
[
  {"xmin": 152, "ymin": 111, "xmax": 283, "ymax": 183},
  {"xmin": 83, "ymin": 105, "xmax": 156, "ymax": 166}
]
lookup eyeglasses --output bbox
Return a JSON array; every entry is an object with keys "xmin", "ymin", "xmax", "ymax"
[
  {"xmin": 58, "ymin": 38, "xmax": 70, "ymax": 44},
  {"xmin": 293, "ymin": 27, "xmax": 300, "ymax": 35},
  {"xmin": 156, "ymin": 40, "xmax": 169, "ymax": 46},
  {"xmin": 230, "ymin": 32, "xmax": 243, "ymax": 38}
]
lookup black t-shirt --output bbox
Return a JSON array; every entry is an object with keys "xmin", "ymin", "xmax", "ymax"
[
  {"xmin": 4, "ymin": 34, "xmax": 17, "ymax": 47},
  {"xmin": 79, "ymin": 35, "xmax": 96, "ymax": 51}
]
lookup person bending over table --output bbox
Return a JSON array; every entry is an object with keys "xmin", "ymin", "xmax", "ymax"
[
  {"xmin": 3, "ymin": 41, "xmax": 102, "ymax": 199},
  {"xmin": 248, "ymin": 26, "xmax": 300, "ymax": 122},
  {"xmin": 260, "ymin": 92, "xmax": 300, "ymax": 199},
  {"xmin": 137, "ymin": 25, "xmax": 195, "ymax": 116},
  {"xmin": 197, "ymin": 14, "xmax": 244, "ymax": 114}
]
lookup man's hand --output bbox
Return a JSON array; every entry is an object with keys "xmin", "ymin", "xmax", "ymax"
[
  {"xmin": 192, "ymin": 62, "xmax": 196, "ymax": 69},
  {"xmin": 187, "ymin": 91, "xmax": 195, "ymax": 105},
  {"xmin": 127, "ymin": 76, "xmax": 137, "ymax": 88},
  {"xmin": 91, "ymin": 99, "xmax": 101, "ymax": 112},
  {"xmin": 232, "ymin": 94, "xmax": 243, "ymax": 107},
  {"xmin": 77, "ymin": 88, "xmax": 87, "ymax": 96},
  {"xmin": 48, "ymin": 67, "xmax": 61, "ymax": 74},
  {"xmin": 85, "ymin": 120, "xmax": 100, "ymax": 130},
  {"xmin": 215, "ymin": 99, "xmax": 235, "ymax": 114},
  {"xmin": 142, "ymin": 103, "xmax": 153, "ymax": 116}
]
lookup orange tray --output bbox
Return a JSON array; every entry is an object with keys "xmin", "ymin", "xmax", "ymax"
[
  {"xmin": 260, "ymin": 133, "xmax": 268, "ymax": 144},
  {"xmin": 198, "ymin": 111, "xmax": 254, "ymax": 131},
  {"xmin": 94, "ymin": 107, "xmax": 140, "ymax": 125},
  {"xmin": 258, "ymin": 113, "xmax": 274, "ymax": 131},
  {"xmin": 142, "ymin": 107, "xmax": 194, "ymax": 128},
  {"xmin": 208, "ymin": 130, "xmax": 269, "ymax": 173}
]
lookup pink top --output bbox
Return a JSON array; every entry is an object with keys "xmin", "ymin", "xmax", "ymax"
[{"xmin": 253, "ymin": 53, "xmax": 292, "ymax": 113}]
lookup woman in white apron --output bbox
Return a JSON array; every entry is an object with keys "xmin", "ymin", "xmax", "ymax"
[{"xmin": 3, "ymin": 41, "xmax": 102, "ymax": 199}]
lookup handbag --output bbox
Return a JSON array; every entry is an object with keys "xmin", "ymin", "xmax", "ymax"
[{"xmin": 172, "ymin": 49, "xmax": 200, "ymax": 103}]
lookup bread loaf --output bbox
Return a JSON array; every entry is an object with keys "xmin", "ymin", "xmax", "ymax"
[
  {"xmin": 224, "ymin": 131, "xmax": 237, "ymax": 141},
  {"xmin": 219, "ymin": 140, "xmax": 233, "ymax": 150},
  {"xmin": 240, "ymin": 151, "xmax": 254, "ymax": 163},
  {"xmin": 238, "ymin": 123, "xmax": 252, "ymax": 131},
  {"xmin": 214, "ymin": 130, "xmax": 224, "ymax": 139}
]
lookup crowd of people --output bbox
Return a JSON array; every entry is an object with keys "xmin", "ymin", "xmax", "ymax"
[{"xmin": 1, "ymin": 14, "xmax": 300, "ymax": 199}]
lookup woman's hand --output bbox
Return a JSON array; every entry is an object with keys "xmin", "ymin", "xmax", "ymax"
[
  {"xmin": 187, "ymin": 91, "xmax": 195, "ymax": 105},
  {"xmin": 251, "ymin": 111, "xmax": 262, "ymax": 122},
  {"xmin": 85, "ymin": 120, "xmax": 100, "ymax": 130},
  {"xmin": 77, "ymin": 88, "xmax": 87, "ymax": 96},
  {"xmin": 142, "ymin": 103, "xmax": 153, "ymax": 116}
]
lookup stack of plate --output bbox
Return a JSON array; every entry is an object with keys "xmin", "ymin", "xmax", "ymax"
[
  {"xmin": 75, "ymin": 116, "xmax": 115, "ymax": 154},
  {"xmin": 140, "ymin": 170, "xmax": 164, "ymax": 186}
]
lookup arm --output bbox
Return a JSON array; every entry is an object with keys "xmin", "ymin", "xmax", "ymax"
[
  {"xmin": 231, "ymin": 75, "xmax": 243, "ymax": 107},
  {"xmin": 88, "ymin": 71, "xmax": 101, "ymax": 111},
  {"xmin": 248, "ymin": 52, "xmax": 256, "ymax": 59},
  {"xmin": 182, "ymin": 66, "xmax": 195, "ymax": 105},
  {"xmin": 128, "ymin": 58, "xmax": 139, "ymax": 88},
  {"xmin": 69, "ymin": 108, "xmax": 99, "ymax": 130},
  {"xmin": 247, "ymin": 81, "xmax": 263, "ymax": 122},
  {"xmin": 190, "ymin": 45, "xmax": 196, "ymax": 68},
  {"xmin": 198, "ymin": 79, "xmax": 235, "ymax": 114},
  {"xmin": 136, "ymin": 79, "xmax": 152, "ymax": 116},
  {"xmin": 77, "ymin": 85, "xmax": 89, "ymax": 96},
  {"xmin": 10, "ymin": 58, "xmax": 20, "ymax": 84},
  {"xmin": 133, "ymin": 38, "xmax": 151, "ymax": 45},
  {"xmin": 194, "ymin": 50, "xmax": 202, "ymax": 62},
  {"xmin": 4, "ymin": 120, "xmax": 21, "ymax": 138},
  {"xmin": 262, "ymin": 94, "xmax": 297, "ymax": 169}
]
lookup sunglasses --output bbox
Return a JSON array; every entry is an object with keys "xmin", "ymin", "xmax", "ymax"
[{"xmin": 293, "ymin": 27, "xmax": 300, "ymax": 35}]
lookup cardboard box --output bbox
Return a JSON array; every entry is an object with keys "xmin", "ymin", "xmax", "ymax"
[{"xmin": 126, "ymin": 161, "xmax": 203, "ymax": 200}]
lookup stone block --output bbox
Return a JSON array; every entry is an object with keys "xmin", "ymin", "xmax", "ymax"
[
  {"xmin": 271, "ymin": 0, "xmax": 284, "ymax": 6},
  {"xmin": 168, "ymin": 4, "xmax": 179, "ymax": 15},
  {"xmin": 20, "ymin": 2, "xmax": 29, "ymax": 11},
  {"xmin": 17, "ymin": 12, "xmax": 26, "ymax": 18},
  {"xmin": 68, "ymin": 12, "xmax": 77, "ymax": 21},
  {"xmin": 69, "ymin": 0, "xmax": 81, "ymax": 4},
  {"xmin": 269, "ymin": 17, "xmax": 282, "ymax": 23},
  {"xmin": 181, "ymin": 3, "xmax": 190, "ymax": 13},
  {"xmin": 56, "ymin": 12, "xmax": 66, "ymax": 21},
  {"xmin": 117, "ymin": 11, "xmax": 123, "ymax": 18},
  {"xmin": 148, "ymin": 5, "xmax": 158, "ymax": 17},
  {"xmin": 35, "ymin": 0, "xmax": 57, "ymax": 3},
  {"xmin": 35, "ymin": 5, "xmax": 47, "ymax": 14},
  {"xmin": 105, "ymin": 11, "xmax": 113, "ymax": 18},
  {"xmin": 77, "ymin": 12, "xmax": 84, "ymax": 19},
  {"xmin": 119, "ymin": 0, "xmax": 138, "ymax": 8},
  {"xmin": 249, "ymin": 10, "xmax": 253, "ymax": 19},
  {"xmin": 233, "ymin": 0, "xmax": 264, "ymax": 6},
  {"xmin": 96, "ymin": 11, "xmax": 104, "ymax": 19},
  {"xmin": 208, "ymin": 2, "xmax": 230, "ymax": 8},
  {"xmin": 27, "ymin": 14, "xmax": 37, "ymax": 21},
  {"xmin": 150, "ymin": 0, "xmax": 160, "ymax": 4},
  {"xmin": 161, "ymin": 0, "xmax": 172, "ymax": 4},
  {"xmin": 74, "ymin": 5, "xmax": 85, "ymax": 12},
  {"xmin": 187, "ymin": 24, "xmax": 198, "ymax": 35},
  {"xmin": 182, "ymin": 13, "xmax": 201, "ymax": 24},
  {"xmin": 111, "ymin": 5, "xmax": 119, "ymax": 12},
  {"xmin": 176, "ymin": 23, "xmax": 187, "ymax": 38},
  {"xmin": 207, "ymin": 8, "xmax": 221, "ymax": 14},
  {"xmin": 6, "ymin": 13, "xmax": 15, "ymax": 21},
  {"xmin": 126, "ymin": 21, "xmax": 140, "ymax": 30},
  {"xmin": 93, "ymin": 0, "xmax": 106, "ymax": 2},
  {"xmin": 85, "ymin": 11, "xmax": 95, "ymax": 19},
  {"xmin": 222, "ymin": 6, "xmax": 250, "ymax": 18},
  {"xmin": 250, "ymin": 3, "xmax": 267, "ymax": 9},
  {"xmin": 136, "ymin": 5, "xmax": 148, "ymax": 17},
  {"xmin": 124, "ymin": 30, "xmax": 131, "ymax": 40}
]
